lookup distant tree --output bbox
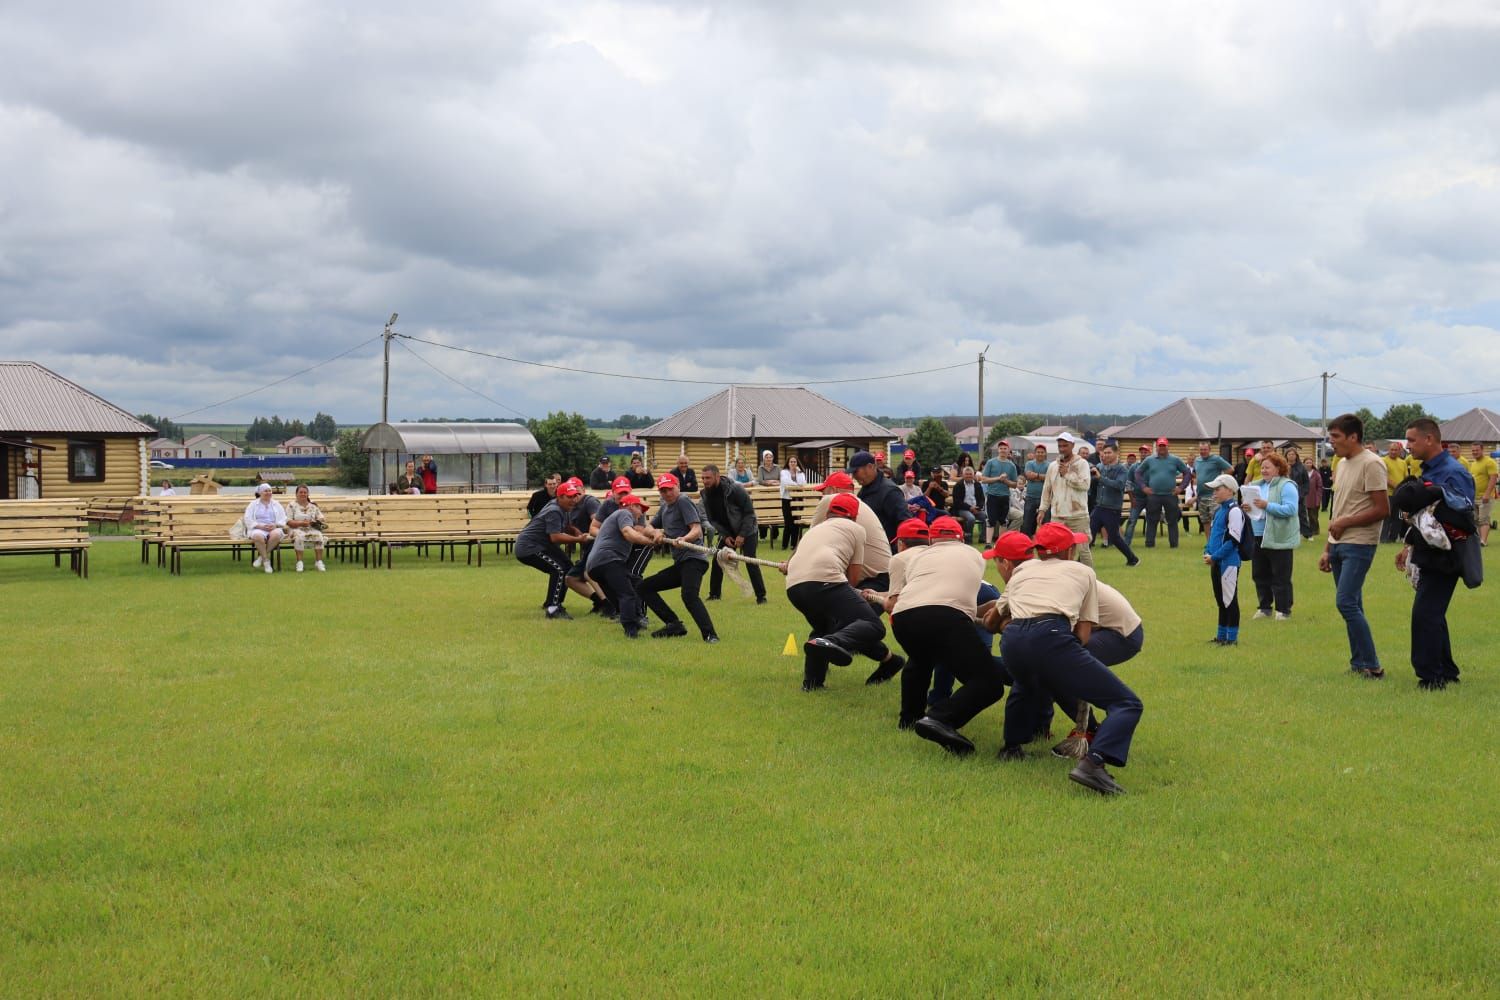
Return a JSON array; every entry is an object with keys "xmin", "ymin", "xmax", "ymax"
[
  {"xmin": 331, "ymin": 429, "xmax": 370, "ymax": 487},
  {"xmin": 527, "ymin": 412, "xmax": 605, "ymax": 486},
  {"xmin": 1371, "ymin": 403, "xmax": 1433, "ymax": 443},
  {"xmin": 907, "ymin": 417, "xmax": 960, "ymax": 472},
  {"xmin": 307, "ymin": 412, "xmax": 338, "ymax": 443},
  {"xmin": 137, "ymin": 413, "xmax": 185, "ymax": 441}
]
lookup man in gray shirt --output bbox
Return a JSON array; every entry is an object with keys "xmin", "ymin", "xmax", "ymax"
[
  {"xmin": 637, "ymin": 473, "xmax": 719, "ymax": 643},
  {"xmin": 587, "ymin": 495, "xmax": 662, "ymax": 638}
]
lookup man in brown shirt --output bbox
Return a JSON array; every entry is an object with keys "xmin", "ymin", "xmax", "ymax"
[
  {"xmin": 783, "ymin": 493, "xmax": 903, "ymax": 692},
  {"xmin": 1318, "ymin": 412, "xmax": 1390, "ymax": 678}
]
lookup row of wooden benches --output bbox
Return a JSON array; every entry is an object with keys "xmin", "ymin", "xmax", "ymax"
[{"xmin": 0, "ymin": 500, "xmax": 91, "ymax": 577}]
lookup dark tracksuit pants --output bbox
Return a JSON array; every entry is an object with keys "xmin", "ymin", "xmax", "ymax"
[
  {"xmin": 1089, "ymin": 505, "xmax": 1136, "ymax": 564},
  {"xmin": 638, "ymin": 558, "xmax": 716, "ymax": 638},
  {"xmin": 590, "ymin": 559, "xmax": 643, "ymax": 636},
  {"xmin": 518, "ymin": 543, "xmax": 571, "ymax": 609},
  {"xmin": 786, "ymin": 581, "xmax": 888, "ymax": 687},
  {"xmin": 708, "ymin": 533, "xmax": 767, "ymax": 600},
  {"xmin": 1211, "ymin": 563, "xmax": 1240, "ymax": 630},
  {"xmin": 1251, "ymin": 545, "xmax": 1294, "ymax": 614},
  {"xmin": 1001, "ymin": 617, "xmax": 1143, "ymax": 766},
  {"xmin": 894, "ymin": 605, "xmax": 1008, "ymax": 729},
  {"xmin": 1144, "ymin": 494, "xmax": 1182, "ymax": 547},
  {"xmin": 780, "ymin": 498, "xmax": 803, "ymax": 549},
  {"xmin": 1411, "ymin": 569, "xmax": 1461, "ymax": 684}
]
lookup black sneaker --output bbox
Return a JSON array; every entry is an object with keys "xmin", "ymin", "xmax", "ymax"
[
  {"xmin": 623, "ymin": 629, "xmax": 641, "ymax": 639},
  {"xmin": 897, "ymin": 714, "xmax": 920, "ymax": 731},
  {"xmin": 1126, "ymin": 558, "xmax": 1140, "ymax": 567},
  {"xmin": 755, "ymin": 596, "xmax": 768, "ymax": 605},
  {"xmin": 801, "ymin": 678, "xmax": 825, "ymax": 692},
  {"xmin": 1068, "ymin": 756, "xmax": 1125, "ymax": 795},
  {"xmin": 706, "ymin": 595, "xmax": 720, "ymax": 601},
  {"xmin": 1354, "ymin": 667, "xmax": 1385, "ymax": 680},
  {"xmin": 650, "ymin": 622, "xmax": 688, "ymax": 639},
  {"xmin": 1417, "ymin": 678, "xmax": 1449, "ymax": 691},
  {"xmin": 545, "ymin": 607, "xmax": 573, "ymax": 620},
  {"xmin": 805, "ymin": 637, "xmax": 853, "ymax": 667},
  {"xmin": 703, "ymin": 634, "xmax": 720, "ymax": 644},
  {"xmin": 864, "ymin": 654, "xmax": 905, "ymax": 685},
  {"xmin": 913, "ymin": 717, "xmax": 976, "ymax": 756},
  {"xmin": 996, "ymin": 745, "xmax": 1027, "ymax": 762}
]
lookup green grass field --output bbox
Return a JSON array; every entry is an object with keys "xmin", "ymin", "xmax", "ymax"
[{"xmin": 3, "ymin": 537, "xmax": 1496, "ymax": 995}]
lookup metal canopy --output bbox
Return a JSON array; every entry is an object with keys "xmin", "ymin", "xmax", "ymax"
[
  {"xmin": 360, "ymin": 421, "xmax": 538, "ymax": 455},
  {"xmin": 788, "ymin": 438, "xmax": 843, "ymax": 449}
]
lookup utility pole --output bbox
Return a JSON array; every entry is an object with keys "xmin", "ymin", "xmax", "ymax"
[
  {"xmin": 1320, "ymin": 371, "xmax": 1336, "ymax": 448},
  {"xmin": 977, "ymin": 345, "xmax": 990, "ymax": 456},
  {"xmin": 382, "ymin": 313, "xmax": 399, "ymax": 424}
]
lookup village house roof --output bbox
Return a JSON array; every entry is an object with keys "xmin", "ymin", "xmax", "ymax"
[
  {"xmin": 0, "ymin": 362, "xmax": 155, "ymax": 435},
  {"xmin": 639, "ymin": 387, "xmax": 891, "ymax": 441},
  {"xmin": 1439, "ymin": 407, "xmax": 1500, "ymax": 442},
  {"xmin": 1114, "ymin": 398, "xmax": 1313, "ymax": 442}
]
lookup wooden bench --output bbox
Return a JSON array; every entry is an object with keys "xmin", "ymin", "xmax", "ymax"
[
  {"xmin": 0, "ymin": 499, "xmax": 91, "ymax": 577},
  {"xmin": 364, "ymin": 494, "xmax": 533, "ymax": 568},
  {"xmin": 85, "ymin": 499, "xmax": 136, "ymax": 533},
  {"xmin": 145, "ymin": 496, "xmax": 370, "ymax": 574}
]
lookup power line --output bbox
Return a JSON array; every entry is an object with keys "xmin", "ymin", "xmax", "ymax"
[
  {"xmin": 396, "ymin": 334, "xmax": 973, "ymax": 386},
  {"xmin": 1336, "ymin": 376, "xmax": 1500, "ymax": 401},
  {"xmin": 169, "ymin": 335, "xmax": 381, "ymax": 421},
  {"xmin": 395, "ymin": 338, "xmax": 531, "ymax": 421},
  {"xmin": 985, "ymin": 359, "xmax": 1321, "ymax": 394}
]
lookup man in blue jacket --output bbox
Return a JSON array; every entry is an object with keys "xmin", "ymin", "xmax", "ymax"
[{"xmin": 850, "ymin": 450, "xmax": 911, "ymax": 542}]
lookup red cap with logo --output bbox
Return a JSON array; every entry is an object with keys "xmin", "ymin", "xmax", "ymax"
[
  {"xmin": 566, "ymin": 477, "xmax": 585, "ymax": 489},
  {"xmin": 904, "ymin": 449, "xmax": 916, "ymax": 461},
  {"xmin": 874, "ymin": 451, "xmax": 886, "ymax": 462},
  {"xmin": 611, "ymin": 476, "xmax": 631, "ymax": 493},
  {"xmin": 895, "ymin": 518, "xmax": 930, "ymax": 541},
  {"xmin": 656, "ymin": 473, "xmax": 679, "ymax": 490},
  {"xmin": 927, "ymin": 516, "xmax": 964, "ymax": 540},
  {"xmin": 1034, "ymin": 521, "xmax": 1089, "ymax": 553},
  {"xmin": 827, "ymin": 493, "xmax": 860, "ymax": 520},
  {"xmin": 904, "ymin": 471, "xmax": 916, "ymax": 480},
  {"xmin": 556, "ymin": 480, "xmax": 582, "ymax": 498},
  {"xmin": 816, "ymin": 471, "xmax": 855, "ymax": 491},
  {"xmin": 619, "ymin": 494, "xmax": 647, "ymax": 508},
  {"xmin": 1156, "ymin": 437, "xmax": 1170, "ymax": 446},
  {"xmin": 983, "ymin": 531, "xmax": 1035, "ymax": 561}
]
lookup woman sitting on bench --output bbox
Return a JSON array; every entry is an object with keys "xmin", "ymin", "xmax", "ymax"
[{"xmin": 243, "ymin": 483, "xmax": 287, "ymax": 574}]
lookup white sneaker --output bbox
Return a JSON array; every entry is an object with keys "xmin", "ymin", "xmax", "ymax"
[
  {"xmin": 315, "ymin": 560, "xmax": 326, "ymax": 572},
  {"xmin": 264, "ymin": 561, "xmax": 274, "ymax": 574},
  {"xmin": 252, "ymin": 556, "xmax": 263, "ymax": 569},
  {"xmin": 1252, "ymin": 609, "xmax": 1271, "ymax": 619},
  {"xmin": 1274, "ymin": 612, "xmax": 1291, "ymax": 621},
  {"xmin": 296, "ymin": 561, "xmax": 304, "ymax": 573}
]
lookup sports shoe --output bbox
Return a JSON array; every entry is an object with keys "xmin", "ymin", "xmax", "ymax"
[
  {"xmin": 1252, "ymin": 609, "xmax": 1272, "ymax": 620},
  {"xmin": 263, "ymin": 561, "xmax": 274, "ymax": 574},
  {"xmin": 805, "ymin": 637, "xmax": 853, "ymax": 667},
  {"xmin": 1051, "ymin": 729, "xmax": 1094, "ymax": 758},
  {"xmin": 1068, "ymin": 755, "xmax": 1125, "ymax": 795},
  {"xmin": 651, "ymin": 622, "xmax": 688, "ymax": 639},
  {"xmin": 996, "ymin": 745, "xmax": 1027, "ymax": 762},
  {"xmin": 545, "ymin": 607, "xmax": 573, "ymax": 620},
  {"xmin": 703, "ymin": 634, "xmax": 720, "ymax": 644},
  {"xmin": 801, "ymin": 678, "xmax": 824, "ymax": 692},
  {"xmin": 252, "ymin": 556, "xmax": 263, "ymax": 569},
  {"xmin": 1208, "ymin": 637, "xmax": 1225, "ymax": 644},
  {"xmin": 756, "ymin": 596, "xmax": 768, "ymax": 605},
  {"xmin": 913, "ymin": 717, "xmax": 976, "ymax": 756},
  {"xmin": 1354, "ymin": 668, "xmax": 1385, "ymax": 680},
  {"xmin": 315, "ymin": 560, "xmax": 326, "ymax": 572},
  {"xmin": 897, "ymin": 714, "xmax": 919, "ymax": 731},
  {"xmin": 295, "ymin": 561, "xmax": 304, "ymax": 573},
  {"xmin": 864, "ymin": 654, "xmax": 905, "ymax": 685},
  {"xmin": 1274, "ymin": 612, "xmax": 1291, "ymax": 621},
  {"xmin": 1417, "ymin": 678, "xmax": 1449, "ymax": 691}
]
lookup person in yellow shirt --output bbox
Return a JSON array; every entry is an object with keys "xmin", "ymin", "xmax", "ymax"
[
  {"xmin": 1245, "ymin": 440, "xmax": 1275, "ymax": 483},
  {"xmin": 1464, "ymin": 442, "xmax": 1498, "ymax": 546},
  {"xmin": 1381, "ymin": 441, "xmax": 1421, "ymax": 542}
]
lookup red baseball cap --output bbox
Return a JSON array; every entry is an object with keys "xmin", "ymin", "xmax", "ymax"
[
  {"xmin": 611, "ymin": 476, "xmax": 631, "ymax": 493},
  {"xmin": 619, "ymin": 494, "xmax": 647, "ymax": 508},
  {"xmin": 904, "ymin": 449, "xmax": 916, "ymax": 460},
  {"xmin": 874, "ymin": 451, "xmax": 886, "ymax": 462},
  {"xmin": 566, "ymin": 477, "xmax": 585, "ymax": 489},
  {"xmin": 983, "ymin": 531, "xmax": 1035, "ymax": 561},
  {"xmin": 816, "ymin": 471, "xmax": 855, "ymax": 491},
  {"xmin": 928, "ymin": 516, "xmax": 964, "ymax": 540},
  {"xmin": 1034, "ymin": 521, "xmax": 1089, "ymax": 553},
  {"xmin": 904, "ymin": 470, "xmax": 915, "ymax": 480},
  {"xmin": 1156, "ymin": 437, "xmax": 1170, "ymax": 446},
  {"xmin": 1245, "ymin": 447, "xmax": 1256, "ymax": 456},
  {"xmin": 656, "ymin": 472, "xmax": 679, "ymax": 490},
  {"xmin": 895, "ymin": 518, "xmax": 930, "ymax": 541},
  {"xmin": 556, "ymin": 481, "xmax": 582, "ymax": 498},
  {"xmin": 827, "ymin": 493, "xmax": 860, "ymax": 520}
]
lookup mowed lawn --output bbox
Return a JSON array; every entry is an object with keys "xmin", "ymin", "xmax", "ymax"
[{"xmin": 3, "ymin": 535, "xmax": 1497, "ymax": 996}]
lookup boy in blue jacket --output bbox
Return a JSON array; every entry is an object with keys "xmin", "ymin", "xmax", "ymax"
[{"xmin": 1203, "ymin": 474, "xmax": 1249, "ymax": 645}]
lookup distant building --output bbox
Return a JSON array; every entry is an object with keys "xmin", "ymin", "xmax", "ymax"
[
  {"xmin": 953, "ymin": 425, "xmax": 981, "ymax": 446},
  {"xmin": 148, "ymin": 437, "xmax": 188, "ymax": 459},
  {"xmin": 1440, "ymin": 407, "xmax": 1500, "ymax": 447},
  {"xmin": 360, "ymin": 422, "xmax": 538, "ymax": 493},
  {"xmin": 1113, "ymin": 398, "xmax": 1316, "ymax": 463},
  {"xmin": 184, "ymin": 433, "xmax": 241, "ymax": 459},
  {"xmin": 277, "ymin": 435, "xmax": 331, "ymax": 456},
  {"xmin": 1029, "ymin": 424, "xmax": 1084, "ymax": 439},
  {"xmin": 0, "ymin": 361, "xmax": 152, "ymax": 500},
  {"xmin": 1096, "ymin": 424, "xmax": 1127, "ymax": 443}
]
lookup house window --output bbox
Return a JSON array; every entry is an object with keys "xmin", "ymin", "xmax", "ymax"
[{"xmin": 69, "ymin": 440, "xmax": 105, "ymax": 482}]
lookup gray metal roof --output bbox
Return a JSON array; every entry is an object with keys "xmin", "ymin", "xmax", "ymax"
[
  {"xmin": 360, "ymin": 421, "xmax": 539, "ymax": 454},
  {"xmin": 1440, "ymin": 407, "xmax": 1500, "ymax": 442},
  {"xmin": 1114, "ymin": 398, "xmax": 1314, "ymax": 441},
  {"xmin": 638, "ymin": 387, "xmax": 891, "ymax": 440},
  {"xmin": 0, "ymin": 362, "xmax": 156, "ymax": 435}
]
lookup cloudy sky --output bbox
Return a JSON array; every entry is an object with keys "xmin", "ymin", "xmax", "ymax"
[{"xmin": 3, "ymin": 0, "xmax": 1499, "ymax": 427}]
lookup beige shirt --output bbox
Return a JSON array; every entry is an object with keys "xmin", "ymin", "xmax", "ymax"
[
  {"xmin": 785, "ymin": 517, "xmax": 865, "ymax": 587},
  {"xmin": 1329, "ymin": 449, "xmax": 1388, "ymax": 547},
  {"xmin": 1000, "ymin": 558, "xmax": 1099, "ymax": 626},
  {"xmin": 1040, "ymin": 455, "xmax": 1091, "ymax": 518},
  {"xmin": 889, "ymin": 541, "xmax": 985, "ymax": 617},
  {"xmin": 809, "ymin": 493, "xmax": 891, "ymax": 574},
  {"xmin": 1092, "ymin": 581, "xmax": 1142, "ymax": 635}
]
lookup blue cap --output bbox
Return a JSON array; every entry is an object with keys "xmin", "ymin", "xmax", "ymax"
[{"xmin": 848, "ymin": 451, "xmax": 876, "ymax": 470}]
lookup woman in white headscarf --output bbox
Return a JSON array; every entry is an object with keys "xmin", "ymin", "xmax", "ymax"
[{"xmin": 243, "ymin": 483, "xmax": 287, "ymax": 574}]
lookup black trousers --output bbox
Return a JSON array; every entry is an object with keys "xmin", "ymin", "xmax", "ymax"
[
  {"xmin": 708, "ymin": 533, "xmax": 767, "ymax": 600},
  {"xmin": 1251, "ymin": 545, "xmax": 1295, "ymax": 614},
  {"xmin": 1300, "ymin": 504, "xmax": 1319, "ymax": 538},
  {"xmin": 786, "ymin": 581, "xmax": 888, "ymax": 686},
  {"xmin": 1144, "ymin": 494, "xmax": 1181, "ymax": 547},
  {"xmin": 518, "ymin": 544, "xmax": 571, "ymax": 609},
  {"xmin": 985, "ymin": 495, "xmax": 1010, "ymax": 533},
  {"xmin": 638, "ymin": 558, "xmax": 716, "ymax": 638},
  {"xmin": 1211, "ymin": 564, "xmax": 1240, "ymax": 629},
  {"xmin": 894, "ymin": 606, "xmax": 1007, "ymax": 729},
  {"xmin": 590, "ymin": 559, "xmax": 642, "ymax": 636},
  {"xmin": 1002, "ymin": 619, "xmax": 1143, "ymax": 766},
  {"xmin": 1020, "ymin": 495, "xmax": 1042, "ymax": 535},
  {"xmin": 1089, "ymin": 505, "xmax": 1136, "ymax": 564},
  {"xmin": 780, "ymin": 498, "xmax": 803, "ymax": 549},
  {"xmin": 1410, "ymin": 569, "xmax": 1460, "ymax": 683}
]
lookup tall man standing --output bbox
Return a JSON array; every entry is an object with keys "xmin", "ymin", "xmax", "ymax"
[
  {"xmin": 1464, "ymin": 442, "xmax": 1497, "ymax": 547},
  {"xmin": 1135, "ymin": 438, "xmax": 1190, "ymax": 549},
  {"xmin": 1123, "ymin": 444, "xmax": 1150, "ymax": 548},
  {"xmin": 1193, "ymin": 441, "xmax": 1232, "ymax": 533},
  {"xmin": 1020, "ymin": 444, "xmax": 1050, "ymax": 536},
  {"xmin": 980, "ymin": 440, "xmax": 1018, "ymax": 545},
  {"xmin": 849, "ymin": 450, "xmax": 910, "ymax": 542},
  {"xmin": 700, "ymin": 464, "xmax": 767, "ymax": 604},
  {"xmin": 1039, "ymin": 432, "xmax": 1094, "ymax": 568},
  {"xmin": 1397, "ymin": 419, "xmax": 1477, "ymax": 690},
  {"xmin": 1317, "ymin": 413, "xmax": 1390, "ymax": 679},
  {"xmin": 1090, "ymin": 443, "xmax": 1138, "ymax": 566}
]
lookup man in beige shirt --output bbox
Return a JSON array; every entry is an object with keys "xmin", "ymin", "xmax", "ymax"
[
  {"xmin": 874, "ymin": 516, "xmax": 1006, "ymax": 753},
  {"xmin": 1317, "ymin": 413, "xmax": 1390, "ymax": 679},
  {"xmin": 783, "ymin": 493, "xmax": 903, "ymax": 692},
  {"xmin": 1040, "ymin": 432, "xmax": 1095, "ymax": 567},
  {"xmin": 809, "ymin": 470, "xmax": 893, "ymax": 588}
]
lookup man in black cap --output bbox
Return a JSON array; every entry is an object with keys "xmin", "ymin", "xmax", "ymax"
[
  {"xmin": 850, "ymin": 450, "xmax": 910, "ymax": 542},
  {"xmin": 588, "ymin": 455, "xmax": 614, "ymax": 491},
  {"xmin": 700, "ymin": 464, "xmax": 767, "ymax": 604}
]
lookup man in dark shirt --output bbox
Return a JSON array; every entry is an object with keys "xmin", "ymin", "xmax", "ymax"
[
  {"xmin": 637, "ymin": 473, "xmax": 718, "ymax": 642},
  {"xmin": 672, "ymin": 454, "xmax": 699, "ymax": 494},
  {"xmin": 625, "ymin": 455, "xmax": 654, "ymax": 489},
  {"xmin": 850, "ymin": 450, "xmax": 911, "ymax": 542},
  {"xmin": 588, "ymin": 456, "xmax": 614, "ymax": 491},
  {"xmin": 700, "ymin": 464, "xmax": 767, "ymax": 603},
  {"xmin": 895, "ymin": 448, "xmax": 924, "ymax": 483},
  {"xmin": 527, "ymin": 473, "xmax": 561, "ymax": 518},
  {"xmin": 514, "ymin": 480, "xmax": 584, "ymax": 619}
]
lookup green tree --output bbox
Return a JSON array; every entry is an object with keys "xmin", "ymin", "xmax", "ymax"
[
  {"xmin": 907, "ymin": 417, "xmax": 960, "ymax": 472},
  {"xmin": 331, "ymin": 429, "xmax": 370, "ymax": 488},
  {"xmin": 307, "ymin": 412, "xmax": 338, "ymax": 443},
  {"xmin": 1370, "ymin": 403, "xmax": 1433, "ymax": 443},
  {"xmin": 527, "ymin": 412, "xmax": 604, "ymax": 486},
  {"xmin": 136, "ymin": 413, "xmax": 185, "ymax": 441},
  {"xmin": 983, "ymin": 416, "xmax": 1032, "ymax": 449}
]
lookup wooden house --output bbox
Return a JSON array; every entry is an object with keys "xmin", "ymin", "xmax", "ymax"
[{"xmin": 1113, "ymin": 398, "xmax": 1317, "ymax": 464}]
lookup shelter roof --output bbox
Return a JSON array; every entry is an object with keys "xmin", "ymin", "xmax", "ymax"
[
  {"xmin": 1439, "ymin": 407, "xmax": 1500, "ymax": 442},
  {"xmin": 0, "ymin": 361, "xmax": 155, "ymax": 435},
  {"xmin": 1114, "ymin": 398, "xmax": 1312, "ymax": 442},
  {"xmin": 638, "ymin": 387, "xmax": 891, "ymax": 441},
  {"xmin": 360, "ymin": 421, "xmax": 539, "ymax": 454}
]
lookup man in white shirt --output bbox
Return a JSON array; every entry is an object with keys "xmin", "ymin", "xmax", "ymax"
[
  {"xmin": 243, "ymin": 483, "xmax": 287, "ymax": 574},
  {"xmin": 1040, "ymin": 432, "xmax": 1094, "ymax": 567}
]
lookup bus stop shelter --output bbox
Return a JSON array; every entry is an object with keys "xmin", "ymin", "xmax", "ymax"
[{"xmin": 360, "ymin": 422, "xmax": 539, "ymax": 494}]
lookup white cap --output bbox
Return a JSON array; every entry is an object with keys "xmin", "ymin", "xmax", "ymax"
[
  {"xmin": 1057, "ymin": 432, "xmax": 1079, "ymax": 444},
  {"xmin": 1206, "ymin": 473, "xmax": 1239, "ymax": 493}
]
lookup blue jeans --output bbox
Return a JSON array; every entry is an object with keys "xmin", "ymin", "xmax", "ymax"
[{"xmin": 1329, "ymin": 543, "xmax": 1379, "ymax": 671}]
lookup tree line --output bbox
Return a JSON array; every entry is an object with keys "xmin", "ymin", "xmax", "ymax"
[{"xmin": 246, "ymin": 413, "xmax": 338, "ymax": 444}]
